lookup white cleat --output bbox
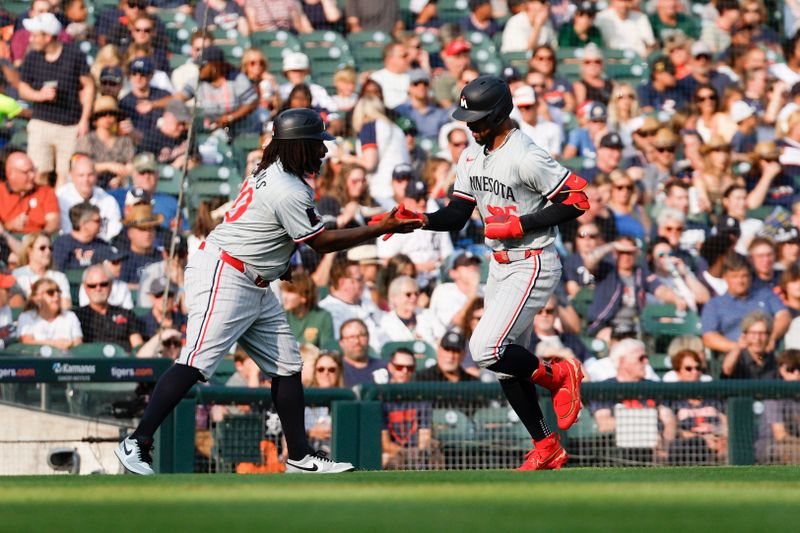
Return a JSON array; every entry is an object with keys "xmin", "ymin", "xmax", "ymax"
[
  {"xmin": 285, "ymin": 451, "xmax": 355, "ymax": 474},
  {"xmin": 115, "ymin": 436, "xmax": 155, "ymax": 475}
]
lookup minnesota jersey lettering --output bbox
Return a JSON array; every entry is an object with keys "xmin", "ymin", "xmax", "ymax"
[{"xmin": 468, "ymin": 175, "xmax": 517, "ymax": 201}]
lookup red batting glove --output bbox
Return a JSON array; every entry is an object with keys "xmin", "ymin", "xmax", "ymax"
[
  {"xmin": 484, "ymin": 214, "xmax": 524, "ymax": 240},
  {"xmin": 369, "ymin": 205, "xmax": 425, "ymax": 240}
]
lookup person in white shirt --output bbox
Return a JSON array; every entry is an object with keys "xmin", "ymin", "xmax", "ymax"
[
  {"xmin": 77, "ymin": 247, "xmax": 134, "ymax": 309},
  {"xmin": 318, "ymin": 260, "xmax": 385, "ymax": 352},
  {"xmin": 17, "ymin": 277, "xmax": 82, "ymax": 351},
  {"xmin": 278, "ymin": 51, "xmax": 337, "ymax": 112},
  {"xmin": 0, "ymin": 273, "xmax": 17, "ymax": 350},
  {"xmin": 513, "ymin": 85, "xmax": 563, "ymax": 158},
  {"xmin": 56, "ymin": 153, "xmax": 123, "ymax": 241},
  {"xmin": 369, "ymin": 42, "xmax": 412, "ymax": 110},
  {"xmin": 428, "ymin": 252, "xmax": 483, "ymax": 333},
  {"xmin": 595, "ymin": 0, "xmax": 657, "ymax": 58},
  {"xmin": 13, "ymin": 233, "xmax": 72, "ymax": 309},
  {"xmin": 501, "ymin": 0, "xmax": 557, "ymax": 53},
  {"xmin": 379, "ymin": 275, "xmax": 443, "ymax": 346},
  {"xmin": 770, "ymin": 32, "xmax": 800, "ymax": 89},
  {"xmin": 171, "ymin": 31, "xmax": 213, "ymax": 97}
]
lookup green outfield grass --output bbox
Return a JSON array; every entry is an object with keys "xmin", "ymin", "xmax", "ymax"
[{"xmin": 1, "ymin": 467, "xmax": 798, "ymax": 532}]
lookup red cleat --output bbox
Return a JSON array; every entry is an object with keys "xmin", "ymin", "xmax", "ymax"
[
  {"xmin": 531, "ymin": 358, "xmax": 583, "ymax": 430},
  {"xmin": 516, "ymin": 434, "xmax": 567, "ymax": 471}
]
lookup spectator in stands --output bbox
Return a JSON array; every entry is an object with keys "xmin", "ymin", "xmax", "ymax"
[
  {"xmin": 344, "ymin": 0, "xmax": 399, "ymax": 34},
  {"xmin": 139, "ymin": 278, "xmax": 186, "ymax": 341},
  {"xmin": 75, "ymin": 96, "xmax": 134, "ymax": 189},
  {"xmin": 305, "ymin": 351, "xmax": 342, "ymax": 453},
  {"xmin": 18, "ymin": 277, "xmax": 82, "ymax": 351},
  {"xmin": 379, "ymin": 275, "xmax": 442, "ymax": 346},
  {"xmin": 416, "ymin": 329, "xmax": 476, "ymax": 383},
  {"xmin": 677, "ymin": 43, "xmax": 733, "ymax": 103},
  {"xmin": 667, "ymin": 348, "xmax": 728, "ymax": 465},
  {"xmin": 319, "ymin": 260, "xmax": 384, "ymax": 351},
  {"xmin": 370, "ymin": 42, "xmax": 412, "ymax": 111},
  {"xmin": 422, "ymin": 157, "xmax": 453, "ymax": 202},
  {"xmin": 343, "ymin": 95, "xmax": 410, "ymax": 203},
  {"xmin": 748, "ymin": 237, "xmax": 780, "ymax": 291},
  {"xmin": 118, "ymin": 203, "xmax": 165, "ymax": 286},
  {"xmin": 648, "ymin": 238, "xmax": 710, "ymax": 311},
  {"xmin": 278, "ymin": 51, "xmax": 336, "ymax": 113},
  {"xmin": 245, "ymin": 0, "xmax": 313, "ymax": 33},
  {"xmin": 136, "ymin": 232, "xmax": 188, "ymax": 307},
  {"xmin": 513, "ymin": 85, "xmax": 561, "ymax": 158},
  {"xmin": 118, "ymin": 57, "xmax": 170, "ymax": 144},
  {"xmin": 607, "ymin": 84, "xmax": 643, "ymax": 150},
  {"xmin": 338, "ymin": 318, "xmax": 387, "ymax": 386},
  {"xmin": 18, "ymin": 12, "xmax": 93, "ymax": 187},
  {"xmin": 775, "ymin": 228, "xmax": 800, "ymax": 273},
  {"xmin": 717, "ymin": 185, "xmax": 764, "ymax": 256},
  {"xmin": 526, "ymin": 45, "xmax": 574, "ymax": 113},
  {"xmin": 563, "ymin": 182, "xmax": 617, "ymax": 245},
  {"xmin": 195, "ymin": 0, "xmax": 249, "ymax": 36},
  {"xmin": 375, "ymin": 253, "xmax": 416, "ymax": 310},
  {"xmin": 460, "ymin": 0, "xmax": 499, "ymax": 37},
  {"xmin": 587, "ymin": 235, "xmax": 683, "ymax": 340},
  {"xmin": 187, "ymin": 197, "xmax": 228, "ymax": 259},
  {"xmin": 563, "ymin": 221, "xmax": 614, "ymax": 297},
  {"xmin": 171, "ymin": 31, "xmax": 213, "ymax": 97},
  {"xmin": 318, "ymin": 163, "xmax": 380, "ymax": 229},
  {"xmin": 702, "ymin": 254, "xmax": 789, "ymax": 355},
  {"xmin": 75, "ymin": 264, "xmax": 142, "ymax": 352},
  {"xmin": 281, "ymin": 272, "xmax": 335, "ymax": 349},
  {"xmin": 699, "ymin": 0, "xmax": 740, "ymax": 54},
  {"xmin": 91, "ymin": 46, "xmax": 124, "ymax": 92},
  {"xmin": 0, "ymin": 273, "xmax": 18, "ymax": 350},
  {"xmin": 563, "ymin": 101, "xmax": 608, "ymax": 160},
  {"xmin": 241, "ymin": 48, "xmax": 280, "ymax": 122},
  {"xmin": 595, "ymin": 0, "xmax": 657, "ymax": 58},
  {"xmin": 10, "ymin": 0, "xmax": 71, "ymax": 66},
  {"xmin": 573, "ymin": 44, "xmax": 613, "ymax": 108},
  {"xmin": 301, "ymin": 0, "xmax": 342, "ymax": 31},
  {"xmin": 583, "ymin": 132, "xmax": 623, "ymax": 182},
  {"xmin": 501, "ymin": 0, "xmax": 556, "ymax": 53},
  {"xmin": 756, "ymin": 349, "xmax": 800, "ymax": 464},
  {"xmin": 649, "ymin": 0, "xmax": 699, "ymax": 44},
  {"xmin": 331, "ymin": 67, "xmax": 358, "ymax": 113},
  {"xmin": 432, "ymin": 39, "xmax": 472, "ymax": 108},
  {"xmin": 637, "ymin": 56, "xmax": 684, "ymax": 114},
  {"xmin": 123, "ymin": 14, "xmax": 169, "ymax": 72},
  {"xmin": 558, "ymin": 2, "xmax": 602, "ymax": 48},
  {"xmin": 52, "ymin": 202, "xmax": 111, "ymax": 271},
  {"xmin": 781, "ymin": 265, "xmax": 800, "ymax": 320},
  {"xmin": 429, "ymin": 252, "xmax": 481, "ymax": 332},
  {"xmin": 0, "ymin": 151, "xmax": 60, "ymax": 234},
  {"xmin": 136, "ymin": 100, "xmax": 192, "ymax": 168},
  {"xmin": 78, "ymin": 246, "xmax": 133, "ymax": 310},
  {"xmin": 606, "ymin": 170, "xmax": 649, "ymax": 243},
  {"xmin": 744, "ymin": 141, "xmax": 793, "ymax": 210},
  {"xmin": 528, "ymin": 295, "xmax": 592, "ymax": 363},
  {"xmin": 109, "ymin": 152, "xmax": 179, "ymax": 231},
  {"xmin": 721, "ymin": 310, "xmax": 778, "ymax": 379},
  {"xmin": 642, "ymin": 128, "xmax": 679, "ymax": 198},
  {"xmin": 395, "ymin": 69, "xmax": 450, "ymax": 142},
  {"xmin": 13, "ymin": 233, "xmax": 71, "ymax": 309},
  {"xmin": 661, "ymin": 335, "xmax": 713, "ymax": 382},
  {"xmin": 347, "ymin": 245, "xmax": 383, "ymax": 309}
]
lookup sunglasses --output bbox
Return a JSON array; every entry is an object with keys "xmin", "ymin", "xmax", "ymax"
[
  {"xmin": 404, "ymin": 291, "xmax": 419, "ymax": 298},
  {"xmin": 316, "ymin": 366, "xmax": 338, "ymax": 374},
  {"xmin": 696, "ymin": 94, "xmax": 717, "ymax": 102},
  {"xmin": 37, "ymin": 245, "xmax": 52, "ymax": 251},
  {"xmin": 86, "ymin": 281, "xmax": 111, "ymax": 289},
  {"xmin": 247, "ymin": 60, "xmax": 265, "ymax": 66},
  {"xmin": 578, "ymin": 232, "xmax": 599, "ymax": 239},
  {"xmin": 534, "ymin": 55, "xmax": 554, "ymax": 61},
  {"xmin": 656, "ymin": 251, "xmax": 674, "ymax": 258},
  {"xmin": 783, "ymin": 366, "xmax": 800, "ymax": 373},
  {"xmin": 518, "ymin": 104, "xmax": 536, "ymax": 110},
  {"xmin": 663, "ymin": 225, "xmax": 684, "ymax": 232},
  {"xmin": 638, "ymin": 129, "xmax": 657, "ymax": 137},
  {"xmin": 133, "ymin": 27, "xmax": 153, "ymax": 33},
  {"xmin": 613, "ymin": 184, "xmax": 634, "ymax": 191},
  {"xmin": 656, "ymin": 146, "xmax": 676, "ymax": 153},
  {"xmin": 583, "ymin": 59, "xmax": 602, "ymax": 65},
  {"xmin": 682, "ymin": 365, "xmax": 701, "ymax": 372},
  {"xmin": 392, "ymin": 364, "xmax": 415, "ymax": 372},
  {"xmin": 530, "ymin": 83, "xmax": 546, "ymax": 89},
  {"xmin": 539, "ymin": 308, "xmax": 556, "ymax": 315},
  {"xmin": 163, "ymin": 339, "xmax": 182, "ymax": 348},
  {"xmin": 617, "ymin": 93, "xmax": 635, "ymax": 100},
  {"xmin": 41, "ymin": 288, "xmax": 61, "ymax": 297},
  {"xmin": 101, "ymin": 80, "xmax": 120, "ymax": 87}
]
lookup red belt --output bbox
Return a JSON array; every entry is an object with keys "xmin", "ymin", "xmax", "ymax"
[
  {"xmin": 492, "ymin": 248, "xmax": 542, "ymax": 264},
  {"xmin": 199, "ymin": 241, "xmax": 270, "ymax": 288}
]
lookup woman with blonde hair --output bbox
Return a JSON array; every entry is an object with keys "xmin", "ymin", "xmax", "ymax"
[
  {"xmin": 341, "ymin": 95, "xmax": 410, "ymax": 203},
  {"xmin": 694, "ymin": 135, "xmax": 740, "ymax": 213},
  {"xmin": 13, "ymin": 233, "xmax": 71, "ymax": 309},
  {"xmin": 607, "ymin": 83, "xmax": 642, "ymax": 149},
  {"xmin": 606, "ymin": 170, "xmax": 650, "ymax": 243},
  {"xmin": 239, "ymin": 47, "xmax": 280, "ymax": 120},
  {"xmin": 18, "ymin": 278, "xmax": 83, "ymax": 351},
  {"xmin": 320, "ymin": 163, "xmax": 381, "ymax": 229},
  {"xmin": 90, "ymin": 44, "xmax": 124, "ymax": 87}
]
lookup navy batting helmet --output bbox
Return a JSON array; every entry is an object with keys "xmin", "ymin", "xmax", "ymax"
[
  {"xmin": 452, "ymin": 75, "xmax": 513, "ymax": 127},
  {"xmin": 271, "ymin": 108, "xmax": 334, "ymax": 141}
]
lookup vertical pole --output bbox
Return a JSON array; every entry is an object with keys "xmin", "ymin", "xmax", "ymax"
[
  {"xmin": 331, "ymin": 401, "xmax": 360, "ymax": 466},
  {"xmin": 358, "ymin": 401, "xmax": 382, "ymax": 471},
  {"xmin": 727, "ymin": 396, "xmax": 755, "ymax": 465}
]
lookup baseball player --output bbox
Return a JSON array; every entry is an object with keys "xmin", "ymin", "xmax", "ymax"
[
  {"xmin": 116, "ymin": 108, "xmax": 422, "ymax": 475},
  {"xmin": 375, "ymin": 76, "xmax": 589, "ymax": 470}
]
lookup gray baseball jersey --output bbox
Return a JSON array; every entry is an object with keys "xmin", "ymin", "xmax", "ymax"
[
  {"xmin": 452, "ymin": 129, "xmax": 570, "ymax": 251},
  {"xmin": 208, "ymin": 162, "xmax": 325, "ymax": 280}
]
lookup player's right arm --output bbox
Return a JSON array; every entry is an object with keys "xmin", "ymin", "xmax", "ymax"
[{"xmin": 306, "ymin": 207, "xmax": 423, "ymax": 253}]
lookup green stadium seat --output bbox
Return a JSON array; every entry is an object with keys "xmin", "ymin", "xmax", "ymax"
[
  {"xmin": 346, "ymin": 30, "xmax": 391, "ymax": 47},
  {"xmin": 189, "ymin": 164, "xmax": 237, "ymax": 182},
  {"xmin": 69, "ymin": 342, "xmax": 129, "ymax": 358},
  {"xmin": 0, "ymin": 343, "xmax": 67, "ymax": 358},
  {"xmin": 212, "ymin": 413, "xmax": 264, "ymax": 472},
  {"xmin": 640, "ymin": 304, "xmax": 702, "ymax": 354},
  {"xmin": 473, "ymin": 406, "xmax": 530, "ymax": 448},
  {"xmin": 251, "ymin": 30, "xmax": 302, "ymax": 50},
  {"xmin": 133, "ymin": 306, "xmax": 151, "ymax": 317},
  {"xmin": 746, "ymin": 205, "xmax": 777, "ymax": 220},
  {"xmin": 438, "ymin": 0, "xmax": 469, "ymax": 22},
  {"xmin": 432, "ymin": 408, "xmax": 474, "ymax": 444},
  {"xmin": 298, "ymin": 30, "xmax": 348, "ymax": 49},
  {"xmin": 570, "ymin": 286, "xmax": 595, "ymax": 320}
]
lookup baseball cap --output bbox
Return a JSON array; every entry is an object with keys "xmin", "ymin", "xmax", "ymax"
[
  {"xmin": 165, "ymin": 99, "xmax": 191, "ymax": 123},
  {"xmin": 392, "ymin": 163, "xmax": 416, "ymax": 181},
  {"xmin": 149, "ymin": 277, "xmax": 178, "ymax": 297},
  {"xmin": 712, "ymin": 215, "xmax": 741, "ymax": 237},
  {"xmin": 730, "ymin": 100, "xmax": 755, "ymax": 123},
  {"xmin": 691, "ymin": 41, "xmax": 713, "ymax": 58},
  {"xmin": 23, "ymin": 13, "xmax": 62, "ymax": 36},
  {"xmin": 440, "ymin": 328, "xmax": 465, "ymax": 352},
  {"xmin": 451, "ymin": 251, "xmax": 482, "ymax": 269},
  {"xmin": 125, "ymin": 186, "xmax": 154, "ymax": 206},
  {"xmin": 129, "ymin": 57, "xmax": 154, "ymax": 76},
  {"xmin": 790, "ymin": 82, "xmax": 800, "ymax": 98},
  {"xmin": 100, "ymin": 66, "xmax": 123, "ymax": 84},
  {"xmin": 133, "ymin": 152, "xmax": 158, "ymax": 173},
  {"xmin": 576, "ymin": 1, "xmax": 598, "ymax": 14},
  {"xmin": 651, "ymin": 56, "xmax": 676, "ymax": 76},
  {"xmin": 200, "ymin": 46, "xmax": 226, "ymax": 67},
  {"xmin": 0, "ymin": 273, "xmax": 15, "ymax": 289},
  {"xmin": 600, "ymin": 132, "xmax": 623, "ymax": 149},
  {"xmin": 405, "ymin": 179, "xmax": 428, "ymax": 200},
  {"xmin": 586, "ymin": 101, "xmax": 607, "ymax": 122},
  {"xmin": 347, "ymin": 244, "xmax": 381, "ymax": 265},
  {"xmin": 408, "ymin": 68, "xmax": 430, "ymax": 84},
  {"xmin": 513, "ymin": 85, "xmax": 536, "ymax": 107},
  {"xmin": 395, "ymin": 116, "xmax": 418, "ymax": 135},
  {"xmin": 283, "ymin": 51, "xmax": 310, "ymax": 71},
  {"xmin": 775, "ymin": 226, "xmax": 800, "ymax": 244},
  {"xmin": 443, "ymin": 39, "xmax": 471, "ymax": 57},
  {"xmin": 502, "ymin": 66, "xmax": 522, "ymax": 83},
  {"xmin": 635, "ymin": 116, "xmax": 661, "ymax": 134},
  {"xmin": 582, "ymin": 43, "xmax": 603, "ymax": 61}
]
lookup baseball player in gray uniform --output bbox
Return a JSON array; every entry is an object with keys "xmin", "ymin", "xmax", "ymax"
[
  {"xmin": 116, "ymin": 108, "xmax": 422, "ymax": 475},
  {"xmin": 383, "ymin": 76, "xmax": 589, "ymax": 470}
]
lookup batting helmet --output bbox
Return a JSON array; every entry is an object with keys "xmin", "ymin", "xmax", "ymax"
[
  {"xmin": 452, "ymin": 75, "xmax": 513, "ymax": 127},
  {"xmin": 271, "ymin": 108, "xmax": 334, "ymax": 141}
]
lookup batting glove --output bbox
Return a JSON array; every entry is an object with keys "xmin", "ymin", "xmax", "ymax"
[
  {"xmin": 484, "ymin": 214, "xmax": 524, "ymax": 240},
  {"xmin": 368, "ymin": 204, "xmax": 425, "ymax": 240}
]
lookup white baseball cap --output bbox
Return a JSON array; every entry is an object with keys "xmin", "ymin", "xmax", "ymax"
[
  {"xmin": 283, "ymin": 52, "xmax": 310, "ymax": 72},
  {"xmin": 730, "ymin": 100, "xmax": 756, "ymax": 123},
  {"xmin": 513, "ymin": 85, "xmax": 536, "ymax": 107},
  {"xmin": 23, "ymin": 12, "xmax": 62, "ymax": 36}
]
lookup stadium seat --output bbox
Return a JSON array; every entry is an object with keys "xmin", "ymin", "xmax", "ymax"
[
  {"xmin": 472, "ymin": 406, "xmax": 530, "ymax": 449},
  {"xmin": 188, "ymin": 164, "xmax": 237, "ymax": 182},
  {"xmin": 346, "ymin": 30, "xmax": 391, "ymax": 48},
  {"xmin": 432, "ymin": 408, "xmax": 474, "ymax": 444},
  {"xmin": 298, "ymin": 30, "xmax": 348, "ymax": 49},
  {"xmin": 640, "ymin": 304, "xmax": 702, "ymax": 354},
  {"xmin": 437, "ymin": 0, "xmax": 469, "ymax": 22},
  {"xmin": 69, "ymin": 342, "xmax": 129, "ymax": 358},
  {"xmin": 212, "ymin": 413, "xmax": 264, "ymax": 472},
  {"xmin": 65, "ymin": 268, "xmax": 85, "ymax": 304},
  {"xmin": 500, "ymin": 51, "xmax": 531, "ymax": 72},
  {"xmin": 0, "ymin": 344, "xmax": 67, "ymax": 358},
  {"xmin": 133, "ymin": 306, "xmax": 151, "ymax": 317}
]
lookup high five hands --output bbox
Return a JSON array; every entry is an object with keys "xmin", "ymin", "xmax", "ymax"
[{"xmin": 368, "ymin": 204, "xmax": 426, "ymax": 240}]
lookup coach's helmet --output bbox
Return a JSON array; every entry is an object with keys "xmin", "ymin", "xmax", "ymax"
[
  {"xmin": 271, "ymin": 108, "xmax": 334, "ymax": 141},
  {"xmin": 452, "ymin": 75, "xmax": 513, "ymax": 129}
]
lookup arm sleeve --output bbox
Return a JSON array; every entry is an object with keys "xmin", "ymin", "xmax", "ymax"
[{"xmin": 424, "ymin": 197, "xmax": 475, "ymax": 232}]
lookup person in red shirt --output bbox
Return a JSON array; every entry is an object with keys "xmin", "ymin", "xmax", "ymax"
[{"xmin": 0, "ymin": 151, "xmax": 60, "ymax": 235}]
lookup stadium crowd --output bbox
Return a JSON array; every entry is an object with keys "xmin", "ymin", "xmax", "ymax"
[{"xmin": 1, "ymin": 0, "xmax": 800, "ymax": 467}]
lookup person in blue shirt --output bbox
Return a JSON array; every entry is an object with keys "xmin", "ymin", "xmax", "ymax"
[
  {"xmin": 339, "ymin": 318, "xmax": 388, "ymax": 387},
  {"xmin": 460, "ymin": 0, "xmax": 500, "ymax": 38},
  {"xmin": 701, "ymin": 253, "xmax": 790, "ymax": 355},
  {"xmin": 394, "ymin": 69, "xmax": 451, "ymax": 141},
  {"xmin": 637, "ymin": 56, "xmax": 686, "ymax": 114},
  {"xmin": 563, "ymin": 101, "xmax": 608, "ymax": 159},
  {"xmin": 52, "ymin": 202, "xmax": 113, "ymax": 271}
]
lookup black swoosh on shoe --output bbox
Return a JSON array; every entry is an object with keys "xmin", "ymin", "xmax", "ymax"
[{"xmin": 288, "ymin": 462, "xmax": 319, "ymax": 472}]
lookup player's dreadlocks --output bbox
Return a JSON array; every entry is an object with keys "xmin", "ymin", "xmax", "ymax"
[{"xmin": 257, "ymin": 139, "xmax": 324, "ymax": 179}]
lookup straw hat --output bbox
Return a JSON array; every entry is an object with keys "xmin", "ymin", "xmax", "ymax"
[
  {"xmin": 91, "ymin": 95, "xmax": 125, "ymax": 120},
  {"xmin": 653, "ymin": 127, "xmax": 679, "ymax": 150},
  {"xmin": 123, "ymin": 203, "xmax": 164, "ymax": 229},
  {"xmin": 700, "ymin": 135, "xmax": 731, "ymax": 155}
]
